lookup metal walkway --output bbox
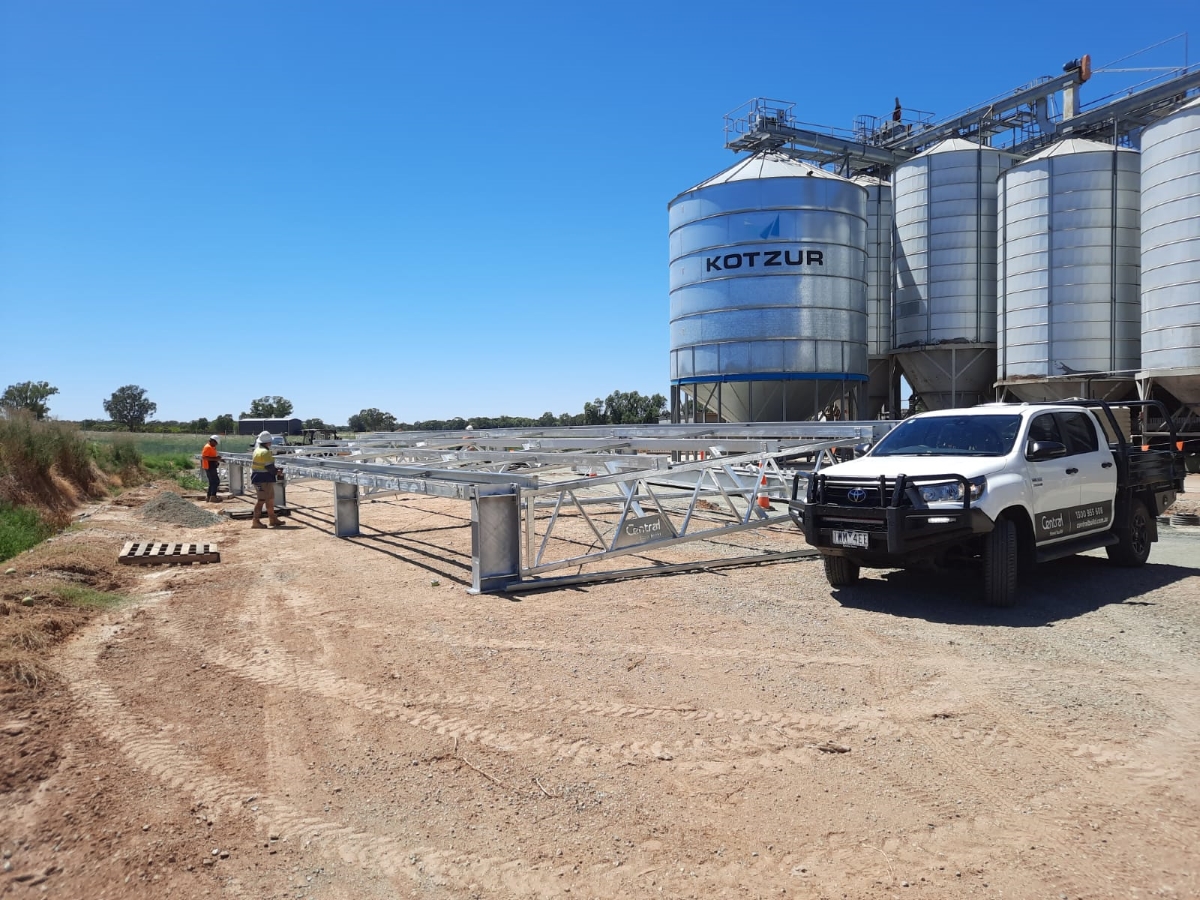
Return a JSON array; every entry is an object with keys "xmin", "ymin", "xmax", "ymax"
[{"xmin": 220, "ymin": 422, "xmax": 894, "ymax": 592}]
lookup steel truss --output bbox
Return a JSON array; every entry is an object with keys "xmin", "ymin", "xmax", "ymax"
[{"xmin": 219, "ymin": 423, "xmax": 892, "ymax": 593}]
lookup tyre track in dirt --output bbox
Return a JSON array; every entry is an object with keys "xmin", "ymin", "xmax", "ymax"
[
  {"xmin": 836, "ymin": 613, "xmax": 1189, "ymax": 900},
  {"xmin": 54, "ymin": 615, "xmax": 596, "ymax": 900},
  {"xmin": 221, "ymin": 539, "xmax": 1178, "ymax": 896},
  {"xmin": 864, "ymin": 612, "xmax": 1200, "ymax": 809},
  {"xmin": 72, "ymin": 598, "xmax": 897, "ymax": 894},
  {"xmin": 156, "ymin": 608, "xmax": 899, "ymax": 774}
]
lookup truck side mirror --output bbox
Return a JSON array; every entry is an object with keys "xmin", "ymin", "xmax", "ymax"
[{"xmin": 1026, "ymin": 440, "xmax": 1067, "ymax": 461}]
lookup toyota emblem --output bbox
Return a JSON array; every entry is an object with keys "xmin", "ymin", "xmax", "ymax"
[{"xmin": 847, "ymin": 488, "xmax": 867, "ymax": 503}]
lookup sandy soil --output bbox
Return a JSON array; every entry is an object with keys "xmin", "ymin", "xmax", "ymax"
[{"xmin": 2, "ymin": 480, "xmax": 1199, "ymax": 899}]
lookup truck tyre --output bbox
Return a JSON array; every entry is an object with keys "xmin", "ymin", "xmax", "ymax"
[
  {"xmin": 1106, "ymin": 498, "xmax": 1152, "ymax": 567},
  {"xmin": 823, "ymin": 555, "xmax": 860, "ymax": 587},
  {"xmin": 983, "ymin": 517, "xmax": 1019, "ymax": 607}
]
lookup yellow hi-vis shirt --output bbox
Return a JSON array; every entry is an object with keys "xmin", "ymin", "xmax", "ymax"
[{"xmin": 251, "ymin": 445, "xmax": 276, "ymax": 483}]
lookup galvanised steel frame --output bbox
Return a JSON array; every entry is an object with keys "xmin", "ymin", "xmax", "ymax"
[{"xmin": 219, "ymin": 423, "xmax": 894, "ymax": 593}]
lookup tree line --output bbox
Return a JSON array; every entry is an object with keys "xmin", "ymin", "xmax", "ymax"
[
  {"xmin": 2, "ymin": 381, "xmax": 668, "ymax": 433},
  {"xmin": 348, "ymin": 390, "xmax": 667, "ymax": 432}
]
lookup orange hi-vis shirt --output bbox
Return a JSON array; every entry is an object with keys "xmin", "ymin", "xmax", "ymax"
[{"xmin": 201, "ymin": 444, "xmax": 220, "ymax": 470}]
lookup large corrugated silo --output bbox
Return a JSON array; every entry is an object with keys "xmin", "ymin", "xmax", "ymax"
[
  {"xmin": 892, "ymin": 139, "xmax": 1014, "ymax": 409},
  {"xmin": 668, "ymin": 152, "xmax": 868, "ymax": 422},
  {"xmin": 854, "ymin": 175, "xmax": 894, "ymax": 417},
  {"xmin": 996, "ymin": 139, "xmax": 1141, "ymax": 402},
  {"xmin": 1139, "ymin": 97, "xmax": 1200, "ymax": 412}
]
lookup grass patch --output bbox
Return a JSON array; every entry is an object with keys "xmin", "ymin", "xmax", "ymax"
[
  {"xmin": 83, "ymin": 432, "xmax": 256, "ymax": 456},
  {"xmin": 143, "ymin": 452, "xmax": 195, "ymax": 473},
  {"xmin": 0, "ymin": 503, "xmax": 53, "ymax": 562},
  {"xmin": 53, "ymin": 585, "xmax": 127, "ymax": 609},
  {"xmin": 139, "ymin": 451, "xmax": 206, "ymax": 491},
  {"xmin": 174, "ymin": 472, "xmax": 205, "ymax": 491}
]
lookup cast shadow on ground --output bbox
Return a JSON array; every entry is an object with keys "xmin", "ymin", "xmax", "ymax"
[
  {"xmin": 831, "ymin": 554, "xmax": 1195, "ymax": 627},
  {"xmin": 284, "ymin": 504, "xmax": 474, "ymax": 587}
]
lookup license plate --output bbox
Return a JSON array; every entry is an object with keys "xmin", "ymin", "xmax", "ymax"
[{"xmin": 832, "ymin": 530, "xmax": 869, "ymax": 549}]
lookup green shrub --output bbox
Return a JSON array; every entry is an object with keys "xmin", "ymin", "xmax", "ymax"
[
  {"xmin": 174, "ymin": 472, "xmax": 205, "ymax": 491},
  {"xmin": 53, "ymin": 585, "xmax": 126, "ymax": 609},
  {"xmin": 108, "ymin": 437, "xmax": 142, "ymax": 470},
  {"xmin": 0, "ymin": 414, "xmax": 102, "ymax": 497},
  {"xmin": 0, "ymin": 414, "xmax": 55, "ymax": 484},
  {"xmin": 142, "ymin": 453, "xmax": 194, "ymax": 473},
  {"xmin": 0, "ymin": 503, "xmax": 52, "ymax": 562}
]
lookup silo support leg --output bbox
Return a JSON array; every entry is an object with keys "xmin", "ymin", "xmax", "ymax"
[
  {"xmin": 334, "ymin": 482, "xmax": 360, "ymax": 537},
  {"xmin": 470, "ymin": 486, "xmax": 521, "ymax": 594}
]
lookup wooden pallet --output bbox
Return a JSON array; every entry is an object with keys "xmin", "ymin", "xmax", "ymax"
[
  {"xmin": 223, "ymin": 507, "xmax": 291, "ymax": 521},
  {"xmin": 118, "ymin": 542, "xmax": 221, "ymax": 566}
]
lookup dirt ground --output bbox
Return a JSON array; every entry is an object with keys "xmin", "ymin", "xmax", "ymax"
[{"xmin": 2, "ymin": 479, "xmax": 1199, "ymax": 899}]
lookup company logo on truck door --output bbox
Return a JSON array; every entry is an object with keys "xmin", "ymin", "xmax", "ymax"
[
  {"xmin": 1034, "ymin": 500, "xmax": 1113, "ymax": 541},
  {"xmin": 705, "ymin": 249, "xmax": 824, "ymax": 272}
]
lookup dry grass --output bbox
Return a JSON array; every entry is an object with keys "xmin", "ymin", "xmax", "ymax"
[{"xmin": 1, "ymin": 527, "xmax": 136, "ymax": 692}]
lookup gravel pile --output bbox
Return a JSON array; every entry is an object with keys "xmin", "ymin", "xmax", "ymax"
[{"xmin": 139, "ymin": 492, "xmax": 222, "ymax": 529}]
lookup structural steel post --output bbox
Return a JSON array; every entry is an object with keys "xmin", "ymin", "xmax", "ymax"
[
  {"xmin": 228, "ymin": 463, "xmax": 245, "ymax": 496},
  {"xmin": 334, "ymin": 482, "xmax": 360, "ymax": 538},
  {"xmin": 470, "ymin": 485, "xmax": 521, "ymax": 594}
]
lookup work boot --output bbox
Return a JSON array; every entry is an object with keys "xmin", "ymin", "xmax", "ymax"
[
  {"xmin": 252, "ymin": 518, "xmax": 267, "ymax": 529},
  {"xmin": 269, "ymin": 518, "xmax": 283, "ymax": 527}
]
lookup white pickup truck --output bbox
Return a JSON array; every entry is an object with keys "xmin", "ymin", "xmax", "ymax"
[{"xmin": 788, "ymin": 401, "xmax": 1185, "ymax": 606}]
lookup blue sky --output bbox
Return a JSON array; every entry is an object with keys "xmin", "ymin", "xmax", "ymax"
[{"xmin": 2, "ymin": 1, "xmax": 1198, "ymax": 424}]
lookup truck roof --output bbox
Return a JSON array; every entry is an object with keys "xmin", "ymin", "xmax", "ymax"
[{"xmin": 912, "ymin": 403, "xmax": 1100, "ymax": 419}]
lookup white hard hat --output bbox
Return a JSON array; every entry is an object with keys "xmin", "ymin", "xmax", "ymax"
[
  {"xmin": 209, "ymin": 435, "xmax": 220, "ymax": 443},
  {"xmin": 257, "ymin": 430, "xmax": 273, "ymax": 443}
]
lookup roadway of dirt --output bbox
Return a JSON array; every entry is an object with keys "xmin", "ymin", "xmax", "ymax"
[{"xmin": 2, "ymin": 480, "xmax": 1199, "ymax": 899}]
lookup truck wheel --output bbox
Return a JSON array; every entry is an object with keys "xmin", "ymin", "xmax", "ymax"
[
  {"xmin": 823, "ymin": 555, "xmax": 860, "ymax": 587},
  {"xmin": 1106, "ymin": 498, "xmax": 1152, "ymax": 567},
  {"xmin": 983, "ymin": 517, "xmax": 1019, "ymax": 607}
]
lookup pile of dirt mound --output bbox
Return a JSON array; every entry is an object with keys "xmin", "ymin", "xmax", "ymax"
[{"xmin": 138, "ymin": 491, "xmax": 221, "ymax": 528}]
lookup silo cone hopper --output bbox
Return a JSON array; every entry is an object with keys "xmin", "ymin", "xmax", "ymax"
[
  {"xmin": 998, "ymin": 373, "xmax": 1137, "ymax": 404},
  {"xmin": 894, "ymin": 344, "xmax": 995, "ymax": 410},
  {"xmin": 1138, "ymin": 369, "xmax": 1200, "ymax": 417},
  {"xmin": 865, "ymin": 356, "xmax": 892, "ymax": 417}
]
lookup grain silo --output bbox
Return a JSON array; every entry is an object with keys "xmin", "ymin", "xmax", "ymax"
[
  {"xmin": 854, "ymin": 175, "xmax": 894, "ymax": 417},
  {"xmin": 668, "ymin": 152, "xmax": 868, "ymax": 422},
  {"xmin": 1139, "ymin": 96, "xmax": 1200, "ymax": 412},
  {"xmin": 996, "ymin": 139, "xmax": 1141, "ymax": 401},
  {"xmin": 892, "ymin": 139, "xmax": 1014, "ymax": 409}
]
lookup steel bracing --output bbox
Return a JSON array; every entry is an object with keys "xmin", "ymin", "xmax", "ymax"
[
  {"xmin": 725, "ymin": 50, "xmax": 1200, "ymax": 176},
  {"xmin": 218, "ymin": 423, "xmax": 893, "ymax": 592}
]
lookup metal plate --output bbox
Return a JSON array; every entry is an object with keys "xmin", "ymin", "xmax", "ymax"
[{"xmin": 831, "ymin": 530, "xmax": 869, "ymax": 549}]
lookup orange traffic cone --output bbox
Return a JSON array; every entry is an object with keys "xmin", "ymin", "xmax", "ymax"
[{"xmin": 758, "ymin": 475, "xmax": 771, "ymax": 509}]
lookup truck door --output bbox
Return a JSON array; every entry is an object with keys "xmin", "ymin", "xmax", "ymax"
[
  {"xmin": 1025, "ymin": 412, "xmax": 1080, "ymax": 544},
  {"xmin": 1058, "ymin": 410, "xmax": 1117, "ymax": 534}
]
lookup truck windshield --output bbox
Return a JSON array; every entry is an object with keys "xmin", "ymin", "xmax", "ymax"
[{"xmin": 871, "ymin": 415, "xmax": 1022, "ymax": 457}]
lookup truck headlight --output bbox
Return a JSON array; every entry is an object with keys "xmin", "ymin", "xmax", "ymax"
[
  {"xmin": 919, "ymin": 478, "xmax": 985, "ymax": 504},
  {"xmin": 794, "ymin": 472, "xmax": 812, "ymax": 497}
]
